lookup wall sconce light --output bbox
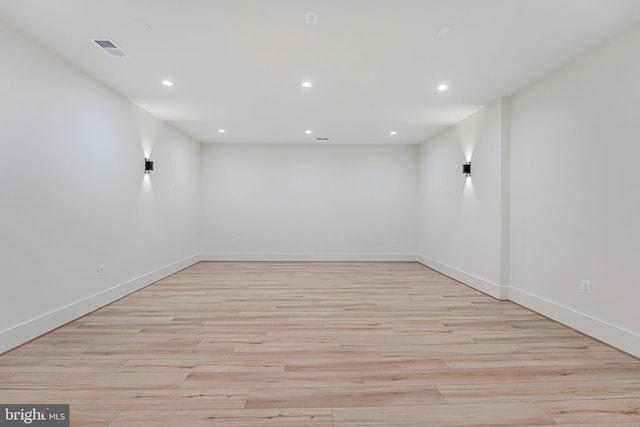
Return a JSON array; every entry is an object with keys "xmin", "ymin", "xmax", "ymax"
[
  {"xmin": 462, "ymin": 161, "xmax": 471, "ymax": 177},
  {"xmin": 145, "ymin": 158, "xmax": 154, "ymax": 174}
]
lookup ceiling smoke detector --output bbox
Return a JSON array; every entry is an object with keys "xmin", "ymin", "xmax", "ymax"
[
  {"xmin": 91, "ymin": 39, "xmax": 128, "ymax": 58},
  {"xmin": 305, "ymin": 12, "xmax": 318, "ymax": 24},
  {"xmin": 436, "ymin": 25, "xmax": 452, "ymax": 38}
]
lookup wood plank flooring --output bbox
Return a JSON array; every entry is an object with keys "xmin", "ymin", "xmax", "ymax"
[{"xmin": 1, "ymin": 261, "xmax": 639, "ymax": 426}]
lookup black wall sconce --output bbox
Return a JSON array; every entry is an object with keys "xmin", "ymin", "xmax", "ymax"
[
  {"xmin": 145, "ymin": 158, "xmax": 154, "ymax": 174},
  {"xmin": 462, "ymin": 161, "xmax": 471, "ymax": 177}
]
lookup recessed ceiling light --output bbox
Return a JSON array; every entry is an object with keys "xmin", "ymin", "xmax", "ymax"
[
  {"xmin": 302, "ymin": 81, "xmax": 312, "ymax": 88},
  {"xmin": 438, "ymin": 83, "xmax": 449, "ymax": 91},
  {"xmin": 305, "ymin": 130, "xmax": 312, "ymax": 134},
  {"xmin": 162, "ymin": 80, "xmax": 173, "ymax": 87},
  {"xmin": 390, "ymin": 131, "xmax": 398, "ymax": 136},
  {"xmin": 218, "ymin": 129, "xmax": 226, "ymax": 134}
]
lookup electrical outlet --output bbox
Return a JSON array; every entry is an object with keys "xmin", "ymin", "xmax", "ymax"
[
  {"xmin": 98, "ymin": 264, "xmax": 105, "ymax": 276},
  {"xmin": 393, "ymin": 239, "xmax": 399, "ymax": 247},
  {"xmin": 581, "ymin": 280, "xmax": 591, "ymax": 295},
  {"xmin": 232, "ymin": 238, "xmax": 238, "ymax": 246}
]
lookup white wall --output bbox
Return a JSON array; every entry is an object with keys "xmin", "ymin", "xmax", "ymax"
[
  {"xmin": 417, "ymin": 99, "xmax": 508, "ymax": 299},
  {"xmin": 201, "ymin": 143, "xmax": 418, "ymax": 260},
  {"xmin": 3, "ymin": 16, "xmax": 639, "ymax": 358},
  {"xmin": 0, "ymin": 23, "xmax": 201, "ymax": 353},
  {"xmin": 509, "ymin": 25, "xmax": 640, "ymax": 356}
]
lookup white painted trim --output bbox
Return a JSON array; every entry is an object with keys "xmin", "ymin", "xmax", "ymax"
[
  {"xmin": 416, "ymin": 254, "xmax": 508, "ymax": 300},
  {"xmin": 509, "ymin": 286, "xmax": 640, "ymax": 358},
  {"xmin": 499, "ymin": 97, "xmax": 511, "ymax": 288},
  {"xmin": 0, "ymin": 254, "xmax": 201, "ymax": 354},
  {"xmin": 4, "ymin": 254, "xmax": 637, "ymax": 358},
  {"xmin": 200, "ymin": 252, "xmax": 416, "ymax": 262}
]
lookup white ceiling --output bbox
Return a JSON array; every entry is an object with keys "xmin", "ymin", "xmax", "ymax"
[{"xmin": 2, "ymin": 0, "xmax": 640, "ymax": 145}]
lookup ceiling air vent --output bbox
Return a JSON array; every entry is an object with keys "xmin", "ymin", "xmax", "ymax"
[
  {"xmin": 316, "ymin": 137, "xmax": 330, "ymax": 141},
  {"xmin": 91, "ymin": 39, "xmax": 128, "ymax": 58}
]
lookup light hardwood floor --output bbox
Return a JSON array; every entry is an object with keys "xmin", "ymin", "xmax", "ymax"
[{"xmin": 1, "ymin": 262, "xmax": 639, "ymax": 426}]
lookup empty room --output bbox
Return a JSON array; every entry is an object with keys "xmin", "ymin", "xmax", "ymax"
[{"xmin": 1, "ymin": 1, "xmax": 639, "ymax": 426}]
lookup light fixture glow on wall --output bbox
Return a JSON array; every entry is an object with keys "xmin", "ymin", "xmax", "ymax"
[
  {"xmin": 145, "ymin": 158, "xmax": 154, "ymax": 174},
  {"xmin": 462, "ymin": 161, "xmax": 471, "ymax": 177}
]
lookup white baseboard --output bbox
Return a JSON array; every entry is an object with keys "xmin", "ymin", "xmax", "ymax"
[
  {"xmin": 0, "ymin": 254, "xmax": 201, "ymax": 354},
  {"xmin": 200, "ymin": 252, "xmax": 417, "ymax": 262},
  {"xmin": 416, "ymin": 255, "xmax": 638, "ymax": 357},
  {"xmin": 3, "ymin": 254, "xmax": 637, "ymax": 359},
  {"xmin": 509, "ymin": 286, "xmax": 640, "ymax": 358},
  {"xmin": 416, "ymin": 254, "xmax": 508, "ymax": 300}
]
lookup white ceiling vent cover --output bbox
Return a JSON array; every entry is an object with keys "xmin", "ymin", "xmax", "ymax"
[{"xmin": 91, "ymin": 39, "xmax": 128, "ymax": 58}]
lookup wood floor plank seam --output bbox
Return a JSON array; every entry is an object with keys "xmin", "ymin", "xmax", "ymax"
[{"xmin": 0, "ymin": 261, "xmax": 639, "ymax": 426}]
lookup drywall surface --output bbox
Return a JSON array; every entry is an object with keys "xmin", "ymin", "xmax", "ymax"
[
  {"xmin": 0, "ymin": 23, "xmax": 201, "ymax": 352},
  {"xmin": 418, "ymin": 100, "xmax": 505, "ymax": 298},
  {"xmin": 510, "ymin": 25, "xmax": 640, "ymax": 355},
  {"xmin": 200, "ymin": 143, "xmax": 418, "ymax": 260}
]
